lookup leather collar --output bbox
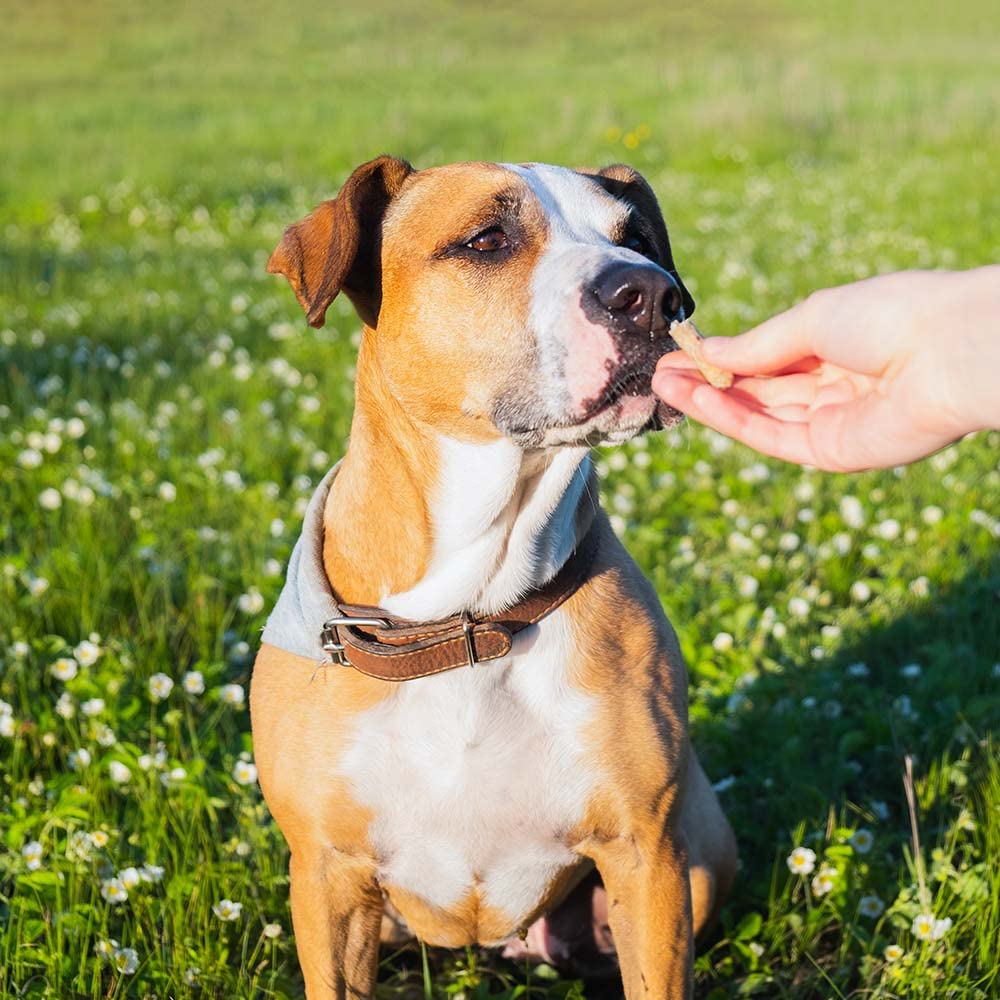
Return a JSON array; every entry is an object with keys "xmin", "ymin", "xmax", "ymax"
[{"xmin": 321, "ymin": 524, "xmax": 600, "ymax": 682}]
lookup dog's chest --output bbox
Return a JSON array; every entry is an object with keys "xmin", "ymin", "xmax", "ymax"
[{"xmin": 339, "ymin": 609, "xmax": 596, "ymax": 928}]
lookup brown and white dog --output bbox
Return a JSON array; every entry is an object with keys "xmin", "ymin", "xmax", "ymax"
[{"xmin": 251, "ymin": 156, "xmax": 737, "ymax": 1000}]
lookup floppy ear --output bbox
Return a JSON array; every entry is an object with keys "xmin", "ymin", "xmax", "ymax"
[
  {"xmin": 267, "ymin": 155, "xmax": 414, "ymax": 328},
  {"xmin": 583, "ymin": 163, "xmax": 695, "ymax": 318}
]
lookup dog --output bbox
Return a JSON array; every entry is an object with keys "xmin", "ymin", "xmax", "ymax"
[{"xmin": 250, "ymin": 156, "xmax": 738, "ymax": 1000}]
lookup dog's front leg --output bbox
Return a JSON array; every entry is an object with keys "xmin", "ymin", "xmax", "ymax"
[
  {"xmin": 289, "ymin": 848, "xmax": 384, "ymax": 1000},
  {"xmin": 584, "ymin": 824, "xmax": 694, "ymax": 1000}
]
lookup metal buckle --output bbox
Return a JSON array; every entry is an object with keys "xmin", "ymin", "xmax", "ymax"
[
  {"xmin": 321, "ymin": 615, "xmax": 391, "ymax": 667},
  {"xmin": 461, "ymin": 612, "xmax": 477, "ymax": 668}
]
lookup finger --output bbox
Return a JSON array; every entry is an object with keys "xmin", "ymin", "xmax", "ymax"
[
  {"xmin": 654, "ymin": 351, "xmax": 701, "ymax": 373},
  {"xmin": 699, "ymin": 299, "xmax": 820, "ymax": 375},
  {"xmin": 685, "ymin": 384, "xmax": 827, "ymax": 466}
]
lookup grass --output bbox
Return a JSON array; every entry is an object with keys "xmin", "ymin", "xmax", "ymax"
[{"xmin": 1, "ymin": 0, "xmax": 998, "ymax": 996}]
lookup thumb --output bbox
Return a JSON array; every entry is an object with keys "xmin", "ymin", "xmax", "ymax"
[{"xmin": 701, "ymin": 300, "xmax": 817, "ymax": 375}]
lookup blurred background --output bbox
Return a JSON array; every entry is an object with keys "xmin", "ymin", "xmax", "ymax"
[{"xmin": 1, "ymin": 2, "xmax": 998, "ymax": 998}]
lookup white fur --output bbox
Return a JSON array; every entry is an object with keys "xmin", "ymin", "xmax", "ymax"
[
  {"xmin": 382, "ymin": 436, "xmax": 592, "ymax": 620},
  {"xmin": 340, "ymin": 608, "xmax": 596, "ymax": 930}
]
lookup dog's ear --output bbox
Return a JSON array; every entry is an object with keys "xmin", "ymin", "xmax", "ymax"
[
  {"xmin": 582, "ymin": 163, "xmax": 695, "ymax": 318},
  {"xmin": 267, "ymin": 155, "xmax": 414, "ymax": 328}
]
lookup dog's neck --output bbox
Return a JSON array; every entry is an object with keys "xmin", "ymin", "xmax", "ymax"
[{"xmin": 322, "ymin": 343, "xmax": 596, "ymax": 620}]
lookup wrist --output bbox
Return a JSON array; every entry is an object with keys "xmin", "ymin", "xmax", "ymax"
[{"xmin": 938, "ymin": 266, "xmax": 1000, "ymax": 434}]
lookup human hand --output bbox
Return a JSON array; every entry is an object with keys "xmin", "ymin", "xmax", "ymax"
[{"xmin": 652, "ymin": 267, "xmax": 1000, "ymax": 472}]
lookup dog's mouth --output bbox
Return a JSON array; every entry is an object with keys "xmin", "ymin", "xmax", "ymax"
[{"xmin": 578, "ymin": 340, "xmax": 683, "ymax": 427}]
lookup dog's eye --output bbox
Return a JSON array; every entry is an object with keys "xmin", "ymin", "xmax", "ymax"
[
  {"xmin": 622, "ymin": 233, "xmax": 652, "ymax": 256},
  {"xmin": 466, "ymin": 227, "xmax": 509, "ymax": 253}
]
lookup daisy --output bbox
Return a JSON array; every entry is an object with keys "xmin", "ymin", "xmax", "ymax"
[
  {"xmin": 108, "ymin": 761, "xmax": 131, "ymax": 784},
  {"xmin": 73, "ymin": 639, "xmax": 101, "ymax": 666},
  {"xmin": 811, "ymin": 864, "xmax": 837, "ymax": 897},
  {"xmin": 859, "ymin": 894, "xmax": 885, "ymax": 918},
  {"xmin": 850, "ymin": 829, "xmax": 874, "ymax": 854},
  {"xmin": 884, "ymin": 944, "xmax": 904, "ymax": 962},
  {"xmin": 68, "ymin": 747, "xmax": 91, "ymax": 771},
  {"xmin": 213, "ymin": 898, "xmax": 243, "ymax": 921},
  {"xmin": 233, "ymin": 760, "xmax": 258, "ymax": 786},
  {"xmin": 182, "ymin": 670, "xmax": 205, "ymax": 695},
  {"xmin": 263, "ymin": 922, "xmax": 283, "ymax": 939},
  {"xmin": 219, "ymin": 683, "xmax": 245, "ymax": 708},
  {"xmin": 50, "ymin": 657, "xmax": 79, "ymax": 681},
  {"xmin": 119, "ymin": 867, "xmax": 141, "ymax": 890},
  {"xmin": 148, "ymin": 673, "xmax": 174, "ymax": 701},
  {"xmin": 22, "ymin": 841, "xmax": 43, "ymax": 870},
  {"xmin": 101, "ymin": 878, "xmax": 128, "ymax": 904},
  {"xmin": 237, "ymin": 588, "xmax": 264, "ymax": 614},
  {"xmin": 786, "ymin": 846, "xmax": 816, "ymax": 876},
  {"xmin": 113, "ymin": 947, "xmax": 139, "ymax": 974}
]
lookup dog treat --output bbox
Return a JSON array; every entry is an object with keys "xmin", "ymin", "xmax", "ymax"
[{"xmin": 669, "ymin": 319, "xmax": 734, "ymax": 389}]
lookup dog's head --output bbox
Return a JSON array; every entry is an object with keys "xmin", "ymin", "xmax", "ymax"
[{"xmin": 268, "ymin": 156, "xmax": 693, "ymax": 447}]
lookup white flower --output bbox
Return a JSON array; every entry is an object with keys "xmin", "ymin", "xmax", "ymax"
[
  {"xmin": 237, "ymin": 588, "xmax": 265, "ymax": 614},
  {"xmin": 68, "ymin": 747, "xmax": 91, "ymax": 771},
  {"xmin": 778, "ymin": 532, "xmax": 800, "ymax": 552},
  {"xmin": 213, "ymin": 898, "xmax": 243, "ymax": 921},
  {"xmin": 788, "ymin": 597, "xmax": 810, "ymax": 619},
  {"xmin": 113, "ymin": 946, "xmax": 139, "ymax": 974},
  {"xmin": 119, "ymin": 866, "xmax": 141, "ymax": 890},
  {"xmin": 850, "ymin": 829, "xmax": 874, "ymax": 854},
  {"xmin": 95, "ymin": 938, "xmax": 119, "ymax": 958},
  {"xmin": 66, "ymin": 416, "xmax": 86, "ymax": 438},
  {"xmin": 50, "ymin": 657, "xmax": 79, "ymax": 681},
  {"xmin": 148, "ymin": 673, "xmax": 174, "ymax": 702},
  {"xmin": 183, "ymin": 670, "xmax": 205, "ymax": 695},
  {"xmin": 219, "ymin": 683, "xmax": 246, "ymax": 708},
  {"xmin": 850, "ymin": 580, "xmax": 872, "ymax": 603},
  {"xmin": 0, "ymin": 714, "xmax": 15, "ymax": 738},
  {"xmin": 38, "ymin": 487, "xmax": 62, "ymax": 510},
  {"xmin": 811, "ymin": 864, "xmax": 838, "ymax": 896},
  {"xmin": 108, "ymin": 761, "xmax": 132, "ymax": 784},
  {"xmin": 712, "ymin": 632, "xmax": 734, "ymax": 652},
  {"xmin": 900, "ymin": 662, "xmax": 922, "ymax": 679},
  {"xmin": 264, "ymin": 558, "xmax": 283, "ymax": 577},
  {"xmin": 140, "ymin": 863, "xmax": 165, "ymax": 883},
  {"xmin": 90, "ymin": 830, "xmax": 109, "ymax": 848},
  {"xmin": 737, "ymin": 575, "xmax": 759, "ymax": 598},
  {"xmin": 18, "ymin": 448, "xmax": 43, "ymax": 468},
  {"xmin": 22, "ymin": 841, "xmax": 43, "ymax": 870},
  {"xmin": 910, "ymin": 576, "xmax": 930, "ymax": 597},
  {"xmin": 161, "ymin": 766, "xmax": 187, "ymax": 787},
  {"xmin": 859, "ymin": 894, "xmax": 885, "ymax": 917},
  {"xmin": 183, "ymin": 968, "xmax": 201, "ymax": 985},
  {"xmin": 876, "ymin": 518, "xmax": 901, "ymax": 541},
  {"xmin": 263, "ymin": 922, "xmax": 283, "ymax": 939},
  {"xmin": 884, "ymin": 944, "xmax": 904, "ymax": 962},
  {"xmin": 786, "ymin": 846, "xmax": 816, "ymax": 875},
  {"xmin": 73, "ymin": 639, "xmax": 101, "ymax": 665},
  {"xmin": 839, "ymin": 495, "xmax": 865, "ymax": 529},
  {"xmin": 101, "ymin": 877, "xmax": 129, "ymax": 904},
  {"xmin": 81, "ymin": 698, "xmax": 105, "ymax": 717},
  {"xmin": 158, "ymin": 481, "xmax": 177, "ymax": 502},
  {"xmin": 931, "ymin": 916, "xmax": 952, "ymax": 939},
  {"xmin": 233, "ymin": 760, "xmax": 258, "ymax": 786},
  {"xmin": 27, "ymin": 575, "xmax": 50, "ymax": 596}
]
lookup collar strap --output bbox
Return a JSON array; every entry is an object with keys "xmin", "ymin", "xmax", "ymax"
[{"xmin": 320, "ymin": 525, "xmax": 600, "ymax": 681}]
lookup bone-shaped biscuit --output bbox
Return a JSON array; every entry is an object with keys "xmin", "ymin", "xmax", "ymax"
[{"xmin": 669, "ymin": 319, "xmax": 734, "ymax": 389}]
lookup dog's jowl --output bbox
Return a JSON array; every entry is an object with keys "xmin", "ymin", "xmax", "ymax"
[{"xmin": 250, "ymin": 156, "xmax": 738, "ymax": 1000}]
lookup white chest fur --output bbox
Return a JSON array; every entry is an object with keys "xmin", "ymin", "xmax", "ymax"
[{"xmin": 339, "ymin": 608, "xmax": 596, "ymax": 927}]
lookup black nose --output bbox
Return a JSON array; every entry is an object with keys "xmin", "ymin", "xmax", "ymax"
[{"xmin": 592, "ymin": 264, "xmax": 683, "ymax": 336}]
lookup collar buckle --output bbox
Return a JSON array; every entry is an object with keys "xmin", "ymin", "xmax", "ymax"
[{"xmin": 321, "ymin": 615, "xmax": 392, "ymax": 667}]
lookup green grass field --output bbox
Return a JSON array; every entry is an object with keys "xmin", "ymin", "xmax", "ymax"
[{"xmin": 1, "ymin": 1, "xmax": 998, "ymax": 997}]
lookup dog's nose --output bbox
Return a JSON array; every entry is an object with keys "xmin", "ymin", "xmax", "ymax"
[{"xmin": 592, "ymin": 264, "xmax": 683, "ymax": 336}]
